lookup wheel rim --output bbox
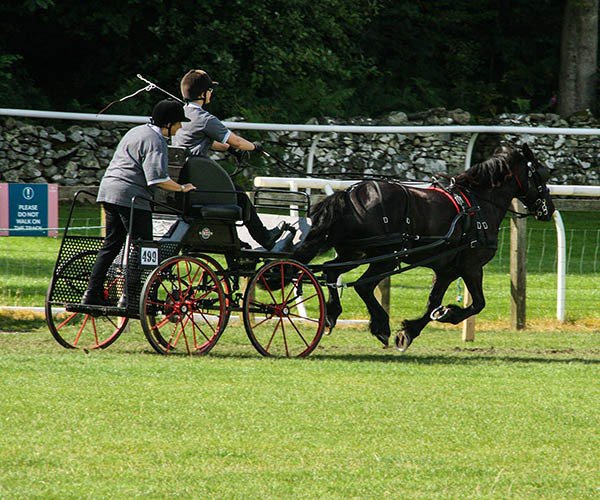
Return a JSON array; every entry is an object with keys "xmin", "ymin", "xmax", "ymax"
[
  {"xmin": 243, "ymin": 260, "xmax": 325, "ymax": 357},
  {"xmin": 45, "ymin": 278, "xmax": 128, "ymax": 350},
  {"xmin": 140, "ymin": 256, "xmax": 227, "ymax": 355}
]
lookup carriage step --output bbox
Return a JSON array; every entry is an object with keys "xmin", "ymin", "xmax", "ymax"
[{"xmin": 65, "ymin": 303, "xmax": 128, "ymax": 315}]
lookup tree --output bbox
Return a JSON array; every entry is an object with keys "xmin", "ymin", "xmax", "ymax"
[{"xmin": 558, "ymin": 0, "xmax": 599, "ymax": 116}]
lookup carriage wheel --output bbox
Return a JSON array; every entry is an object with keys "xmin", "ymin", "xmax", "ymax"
[
  {"xmin": 45, "ymin": 251, "xmax": 128, "ymax": 350},
  {"xmin": 243, "ymin": 259, "xmax": 326, "ymax": 357},
  {"xmin": 140, "ymin": 256, "xmax": 227, "ymax": 355}
]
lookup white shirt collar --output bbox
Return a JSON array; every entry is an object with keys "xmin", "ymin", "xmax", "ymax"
[{"xmin": 187, "ymin": 101, "xmax": 204, "ymax": 110}]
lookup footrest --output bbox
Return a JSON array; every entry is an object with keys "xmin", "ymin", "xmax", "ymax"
[{"xmin": 65, "ymin": 303, "xmax": 128, "ymax": 316}]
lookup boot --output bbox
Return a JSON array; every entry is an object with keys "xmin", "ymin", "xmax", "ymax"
[
  {"xmin": 269, "ymin": 227, "xmax": 297, "ymax": 253},
  {"xmin": 262, "ymin": 222, "xmax": 293, "ymax": 250},
  {"xmin": 82, "ymin": 288, "xmax": 106, "ymax": 306}
]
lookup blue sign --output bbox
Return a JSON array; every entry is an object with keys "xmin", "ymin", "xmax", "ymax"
[{"xmin": 6, "ymin": 184, "xmax": 51, "ymax": 236}]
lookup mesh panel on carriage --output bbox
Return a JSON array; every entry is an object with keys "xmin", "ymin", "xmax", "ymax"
[{"xmin": 183, "ymin": 157, "xmax": 243, "ymax": 221}]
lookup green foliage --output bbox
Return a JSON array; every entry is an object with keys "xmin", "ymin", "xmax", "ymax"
[{"xmin": 0, "ymin": 0, "xmax": 576, "ymax": 120}]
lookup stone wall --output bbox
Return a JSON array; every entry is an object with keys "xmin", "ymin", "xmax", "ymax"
[{"xmin": 0, "ymin": 109, "xmax": 598, "ymax": 187}]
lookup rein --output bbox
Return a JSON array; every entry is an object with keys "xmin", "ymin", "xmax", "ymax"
[
  {"xmin": 459, "ymin": 187, "xmax": 531, "ymax": 219},
  {"xmin": 261, "ymin": 150, "xmax": 421, "ymax": 182}
]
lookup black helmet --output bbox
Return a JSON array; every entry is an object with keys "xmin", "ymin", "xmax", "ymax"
[
  {"xmin": 150, "ymin": 99, "xmax": 190, "ymax": 127},
  {"xmin": 180, "ymin": 69, "xmax": 219, "ymax": 101}
]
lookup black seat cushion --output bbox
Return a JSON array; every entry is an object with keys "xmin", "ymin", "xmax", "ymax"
[{"xmin": 190, "ymin": 204, "xmax": 243, "ymax": 221}]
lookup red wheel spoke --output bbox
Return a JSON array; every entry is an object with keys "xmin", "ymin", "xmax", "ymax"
[
  {"xmin": 264, "ymin": 319, "xmax": 281, "ymax": 352},
  {"xmin": 280, "ymin": 317, "xmax": 290, "ymax": 356},
  {"xmin": 287, "ymin": 312, "xmax": 321, "ymax": 324},
  {"xmin": 287, "ymin": 291, "xmax": 319, "ymax": 310},
  {"xmin": 152, "ymin": 314, "xmax": 176, "ymax": 331},
  {"xmin": 279, "ymin": 263, "xmax": 286, "ymax": 302},
  {"xmin": 72, "ymin": 314, "xmax": 89, "ymax": 346},
  {"xmin": 179, "ymin": 314, "xmax": 192, "ymax": 354},
  {"xmin": 159, "ymin": 279, "xmax": 178, "ymax": 305},
  {"xmin": 259, "ymin": 275, "xmax": 278, "ymax": 304},
  {"xmin": 285, "ymin": 316, "xmax": 310, "ymax": 347},
  {"xmin": 105, "ymin": 315, "xmax": 124, "ymax": 330},
  {"xmin": 56, "ymin": 312, "xmax": 79, "ymax": 330},
  {"xmin": 91, "ymin": 316, "xmax": 99, "ymax": 345},
  {"xmin": 250, "ymin": 314, "xmax": 274, "ymax": 330},
  {"xmin": 284, "ymin": 270, "xmax": 305, "ymax": 303},
  {"xmin": 193, "ymin": 311, "xmax": 217, "ymax": 334}
]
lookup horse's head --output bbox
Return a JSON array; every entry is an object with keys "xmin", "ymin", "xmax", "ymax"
[{"xmin": 512, "ymin": 144, "xmax": 555, "ymax": 221}]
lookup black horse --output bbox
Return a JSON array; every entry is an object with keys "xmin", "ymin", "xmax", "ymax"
[{"xmin": 292, "ymin": 143, "xmax": 555, "ymax": 351}]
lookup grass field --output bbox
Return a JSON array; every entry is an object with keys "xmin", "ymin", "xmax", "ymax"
[{"xmin": 0, "ymin": 321, "xmax": 598, "ymax": 498}]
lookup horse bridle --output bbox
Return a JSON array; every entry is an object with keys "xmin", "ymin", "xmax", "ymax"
[{"xmin": 514, "ymin": 160, "xmax": 551, "ymax": 219}]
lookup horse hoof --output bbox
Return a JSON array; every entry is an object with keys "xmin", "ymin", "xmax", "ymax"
[
  {"xmin": 373, "ymin": 332, "xmax": 389, "ymax": 347},
  {"xmin": 395, "ymin": 331, "xmax": 413, "ymax": 352},
  {"xmin": 430, "ymin": 305, "xmax": 449, "ymax": 321},
  {"xmin": 324, "ymin": 318, "xmax": 335, "ymax": 335}
]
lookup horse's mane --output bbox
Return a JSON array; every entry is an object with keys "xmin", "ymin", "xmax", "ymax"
[{"xmin": 454, "ymin": 145, "xmax": 521, "ymax": 189}]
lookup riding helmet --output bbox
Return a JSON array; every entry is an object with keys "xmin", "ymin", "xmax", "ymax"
[
  {"xmin": 150, "ymin": 99, "xmax": 190, "ymax": 127},
  {"xmin": 180, "ymin": 69, "xmax": 219, "ymax": 101}
]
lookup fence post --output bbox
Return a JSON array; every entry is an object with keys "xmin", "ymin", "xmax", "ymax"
[
  {"xmin": 376, "ymin": 276, "xmax": 391, "ymax": 316},
  {"xmin": 510, "ymin": 200, "xmax": 527, "ymax": 329},
  {"xmin": 461, "ymin": 285, "xmax": 475, "ymax": 341}
]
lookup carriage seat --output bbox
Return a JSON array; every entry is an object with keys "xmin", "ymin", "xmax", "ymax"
[{"xmin": 182, "ymin": 157, "xmax": 243, "ymax": 221}]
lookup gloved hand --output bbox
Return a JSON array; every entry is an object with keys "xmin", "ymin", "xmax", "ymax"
[
  {"xmin": 229, "ymin": 148, "xmax": 249, "ymax": 163},
  {"xmin": 252, "ymin": 141, "xmax": 264, "ymax": 153}
]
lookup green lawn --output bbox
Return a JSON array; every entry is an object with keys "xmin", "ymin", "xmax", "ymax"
[{"xmin": 0, "ymin": 325, "xmax": 598, "ymax": 498}]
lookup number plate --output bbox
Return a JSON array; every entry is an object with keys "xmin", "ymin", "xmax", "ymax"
[{"xmin": 139, "ymin": 246, "xmax": 159, "ymax": 267}]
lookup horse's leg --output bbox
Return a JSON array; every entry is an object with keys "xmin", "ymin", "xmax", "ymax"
[
  {"xmin": 323, "ymin": 258, "xmax": 356, "ymax": 334},
  {"xmin": 324, "ymin": 269, "xmax": 343, "ymax": 334},
  {"xmin": 396, "ymin": 270, "xmax": 457, "ymax": 351},
  {"xmin": 434, "ymin": 267, "xmax": 486, "ymax": 325},
  {"xmin": 354, "ymin": 261, "xmax": 396, "ymax": 346}
]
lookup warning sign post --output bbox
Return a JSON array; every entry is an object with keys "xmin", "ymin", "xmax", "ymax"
[{"xmin": 0, "ymin": 183, "xmax": 59, "ymax": 236}]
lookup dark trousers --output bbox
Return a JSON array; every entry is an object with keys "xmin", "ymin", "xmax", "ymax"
[
  {"xmin": 234, "ymin": 186, "xmax": 271, "ymax": 245},
  {"xmin": 87, "ymin": 203, "xmax": 153, "ymax": 292}
]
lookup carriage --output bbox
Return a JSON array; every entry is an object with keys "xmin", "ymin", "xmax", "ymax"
[
  {"xmin": 45, "ymin": 146, "xmax": 327, "ymax": 357},
  {"xmin": 46, "ymin": 143, "xmax": 555, "ymax": 356}
]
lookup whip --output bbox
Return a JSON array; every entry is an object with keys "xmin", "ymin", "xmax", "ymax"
[{"xmin": 96, "ymin": 74, "xmax": 183, "ymax": 115}]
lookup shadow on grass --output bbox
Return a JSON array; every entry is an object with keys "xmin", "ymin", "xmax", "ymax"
[
  {"xmin": 314, "ymin": 352, "xmax": 600, "ymax": 365},
  {"xmin": 204, "ymin": 349, "xmax": 600, "ymax": 365},
  {"xmin": 27, "ymin": 344, "xmax": 600, "ymax": 365}
]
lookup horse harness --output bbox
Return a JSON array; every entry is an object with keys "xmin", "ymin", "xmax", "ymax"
[
  {"xmin": 429, "ymin": 179, "xmax": 497, "ymax": 249},
  {"xmin": 345, "ymin": 179, "xmax": 496, "ymax": 251},
  {"xmin": 345, "ymin": 180, "xmax": 415, "ymax": 250}
]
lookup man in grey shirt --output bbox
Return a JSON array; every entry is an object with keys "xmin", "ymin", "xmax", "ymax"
[
  {"xmin": 83, "ymin": 100, "xmax": 196, "ymax": 305},
  {"xmin": 173, "ymin": 69, "xmax": 292, "ymax": 249}
]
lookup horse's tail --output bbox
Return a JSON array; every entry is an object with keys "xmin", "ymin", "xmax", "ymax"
[{"xmin": 293, "ymin": 191, "xmax": 346, "ymax": 263}]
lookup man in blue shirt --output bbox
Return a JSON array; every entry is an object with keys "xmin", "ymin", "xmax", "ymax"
[
  {"xmin": 173, "ymin": 69, "xmax": 291, "ymax": 250},
  {"xmin": 83, "ymin": 99, "xmax": 196, "ymax": 305}
]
